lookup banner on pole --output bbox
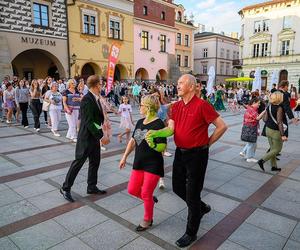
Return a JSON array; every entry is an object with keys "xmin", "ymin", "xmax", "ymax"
[{"xmin": 106, "ymin": 43, "xmax": 120, "ymax": 95}]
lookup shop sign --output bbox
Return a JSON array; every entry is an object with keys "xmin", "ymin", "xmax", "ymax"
[
  {"xmin": 21, "ymin": 36, "xmax": 56, "ymax": 46},
  {"xmin": 261, "ymin": 70, "xmax": 268, "ymax": 76}
]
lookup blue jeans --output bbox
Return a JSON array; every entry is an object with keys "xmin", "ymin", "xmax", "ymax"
[
  {"xmin": 242, "ymin": 142, "xmax": 256, "ymax": 159},
  {"xmin": 0, "ymin": 100, "xmax": 3, "ymax": 119}
]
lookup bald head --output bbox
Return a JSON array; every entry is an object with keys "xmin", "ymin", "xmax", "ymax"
[
  {"xmin": 87, "ymin": 75, "xmax": 101, "ymax": 89},
  {"xmin": 179, "ymin": 74, "xmax": 197, "ymax": 86}
]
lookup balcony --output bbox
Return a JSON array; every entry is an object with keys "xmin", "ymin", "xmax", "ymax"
[{"xmin": 232, "ymin": 59, "xmax": 243, "ymax": 68}]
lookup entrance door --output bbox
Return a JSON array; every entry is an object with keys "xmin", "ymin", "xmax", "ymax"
[
  {"xmin": 279, "ymin": 70, "xmax": 288, "ymax": 83},
  {"xmin": 23, "ymin": 69, "xmax": 33, "ymax": 81}
]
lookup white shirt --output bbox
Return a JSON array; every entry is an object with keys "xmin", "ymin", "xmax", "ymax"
[{"xmin": 118, "ymin": 104, "xmax": 132, "ymax": 118}]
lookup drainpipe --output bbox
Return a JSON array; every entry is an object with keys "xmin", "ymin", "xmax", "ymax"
[
  {"xmin": 215, "ymin": 36, "xmax": 218, "ymax": 85},
  {"xmin": 65, "ymin": 0, "xmax": 71, "ymax": 78}
]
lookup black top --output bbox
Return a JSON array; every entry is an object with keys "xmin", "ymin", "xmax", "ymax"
[
  {"xmin": 132, "ymin": 118, "xmax": 166, "ymax": 177},
  {"xmin": 270, "ymin": 88, "xmax": 277, "ymax": 93},
  {"xmin": 265, "ymin": 104, "xmax": 285, "ymax": 136}
]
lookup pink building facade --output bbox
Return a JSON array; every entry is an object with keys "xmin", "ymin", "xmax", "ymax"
[{"xmin": 134, "ymin": 22, "xmax": 175, "ymax": 82}]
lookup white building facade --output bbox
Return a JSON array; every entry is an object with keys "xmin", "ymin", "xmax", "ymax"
[
  {"xmin": 239, "ymin": 0, "xmax": 300, "ymax": 89},
  {"xmin": 194, "ymin": 32, "xmax": 239, "ymax": 85}
]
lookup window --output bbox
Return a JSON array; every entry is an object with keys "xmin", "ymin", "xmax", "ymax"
[
  {"xmin": 283, "ymin": 16, "xmax": 292, "ymax": 29},
  {"xmin": 109, "ymin": 20, "xmax": 121, "ymax": 39},
  {"xmin": 83, "ymin": 15, "xmax": 96, "ymax": 35},
  {"xmin": 254, "ymin": 20, "xmax": 269, "ymax": 33},
  {"xmin": 184, "ymin": 35, "xmax": 189, "ymax": 46},
  {"xmin": 225, "ymin": 63, "xmax": 230, "ymax": 75},
  {"xmin": 226, "ymin": 49, "xmax": 230, "ymax": 59},
  {"xmin": 253, "ymin": 44, "xmax": 260, "ymax": 57},
  {"xmin": 184, "ymin": 56, "xmax": 189, "ymax": 67},
  {"xmin": 281, "ymin": 40, "xmax": 290, "ymax": 55},
  {"xmin": 220, "ymin": 62, "xmax": 224, "ymax": 75},
  {"xmin": 143, "ymin": 6, "xmax": 148, "ymax": 15},
  {"xmin": 220, "ymin": 48, "xmax": 224, "ymax": 58},
  {"xmin": 33, "ymin": 3, "xmax": 49, "ymax": 27},
  {"xmin": 141, "ymin": 31, "xmax": 149, "ymax": 50},
  {"xmin": 161, "ymin": 11, "xmax": 165, "ymax": 20},
  {"xmin": 176, "ymin": 55, "xmax": 181, "ymax": 66},
  {"xmin": 261, "ymin": 43, "xmax": 268, "ymax": 56},
  {"xmin": 160, "ymin": 34, "xmax": 166, "ymax": 52},
  {"xmin": 233, "ymin": 51, "xmax": 236, "ymax": 59},
  {"xmin": 202, "ymin": 64, "xmax": 207, "ymax": 74},
  {"xmin": 203, "ymin": 48, "xmax": 208, "ymax": 58},
  {"xmin": 177, "ymin": 33, "xmax": 181, "ymax": 45},
  {"xmin": 241, "ymin": 24, "xmax": 245, "ymax": 37},
  {"xmin": 262, "ymin": 19, "xmax": 269, "ymax": 31},
  {"xmin": 254, "ymin": 21, "xmax": 261, "ymax": 33},
  {"xmin": 177, "ymin": 11, "xmax": 182, "ymax": 22}
]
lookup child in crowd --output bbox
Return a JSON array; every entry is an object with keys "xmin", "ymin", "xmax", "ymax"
[{"xmin": 118, "ymin": 96, "xmax": 134, "ymax": 143}]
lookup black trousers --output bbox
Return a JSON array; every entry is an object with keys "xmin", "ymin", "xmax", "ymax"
[
  {"xmin": 19, "ymin": 102, "xmax": 29, "ymax": 126},
  {"xmin": 62, "ymin": 144, "xmax": 101, "ymax": 191},
  {"xmin": 30, "ymin": 99, "xmax": 42, "ymax": 129},
  {"xmin": 172, "ymin": 147, "xmax": 209, "ymax": 236}
]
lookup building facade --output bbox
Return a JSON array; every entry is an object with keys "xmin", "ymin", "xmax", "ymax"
[
  {"xmin": 239, "ymin": 0, "xmax": 300, "ymax": 89},
  {"xmin": 194, "ymin": 32, "xmax": 239, "ymax": 85},
  {"xmin": 133, "ymin": 0, "xmax": 176, "ymax": 82},
  {"xmin": 67, "ymin": 0, "xmax": 134, "ymax": 80},
  {"xmin": 174, "ymin": 4, "xmax": 196, "ymax": 75},
  {"xmin": 0, "ymin": 0, "xmax": 68, "ymax": 80}
]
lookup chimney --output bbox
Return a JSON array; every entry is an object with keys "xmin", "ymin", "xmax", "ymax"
[{"xmin": 198, "ymin": 23, "xmax": 205, "ymax": 33}]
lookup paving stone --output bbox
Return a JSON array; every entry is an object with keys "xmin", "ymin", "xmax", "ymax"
[
  {"xmin": 202, "ymin": 193, "xmax": 240, "ymax": 214},
  {"xmin": 9, "ymin": 220, "xmax": 72, "ymax": 250},
  {"xmin": 0, "ymin": 237, "xmax": 19, "ymax": 250},
  {"xmin": 283, "ymin": 239, "xmax": 300, "ymax": 250},
  {"xmin": 246, "ymin": 209, "xmax": 297, "ymax": 238},
  {"xmin": 48, "ymin": 237, "xmax": 93, "ymax": 250},
  {"xmin": 229, "ymin": 223, "xmax": 287, "ymax": 250},
  {"xmin": 78, "ymin": 220, "xmax": 137, "ymax": 250},
  {"xmin": 0, "ymin": 200, "xmax": 40, "ymax": 227},
  {"xmin": 155, "ymin": 192, "xmax": 186, "ymax": 215},
  {"xmin": 95, "ymin": 191, "xmax": 141, "ymax": 214},
  {"xmin": 217, "ymin": 240, "xmax": 248, "ymax": 250},
  {"xmin": 13, "ymin": 180, "xmax": 56, "ymax": 198},
  {"xmin": 54, "ymin": 206, "xmax": 108, "ymax": 234},
  {"xmin": 99, "ymin": 172, "xmax": 128, "ymax": 188},
  {"xmin": 0, "ymin": 188, "xmax": 23, "ymax": 207},
  {"xmin": 291, "ymin": 223, "xmax": 300, "ymax": 243},
  {"xmin": 6, "ymin": 176, "xmax": 41, "ymax": 188},
  {"xmin": 120, "ymin": 236, "xmax": 164, "ymax": 250}
]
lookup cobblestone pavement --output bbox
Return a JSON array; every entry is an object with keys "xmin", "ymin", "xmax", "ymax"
[{"xmin": 0, "ymin": 107, "xmax": 300, "ymax": 250}]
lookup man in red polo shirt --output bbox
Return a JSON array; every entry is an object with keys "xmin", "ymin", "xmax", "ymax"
[{"xmin": 148, "ymin": 74, "xmax": 227, "ymax": 247}]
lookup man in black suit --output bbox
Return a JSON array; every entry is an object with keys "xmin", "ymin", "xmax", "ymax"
[
  {"xmin": 270, "ymin": 83, "xmax": 277, "ymax": 93},
  {"xmin": 60, "ymin": 75, "xmax": 109, "ymax": 202}
]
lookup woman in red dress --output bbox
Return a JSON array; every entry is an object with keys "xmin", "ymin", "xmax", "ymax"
[{"xmin": 290, "ymin": 87, "xmax": 297, "ymax": 109}]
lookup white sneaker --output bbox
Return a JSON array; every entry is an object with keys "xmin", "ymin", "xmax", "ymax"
[
  {"xmin": 6, "ymin": 120, "xmax": 11, "ymax": 124},
  {"xmin": 246, "ymin": 158, "xmax": 258, "ymax": 163},
  {"xmin": 159, "ymin": 178, "xmax": 165, "ymax": 189},
  {"xmin": 36, "ymin": 128, "xmax": 40, "ymax": 132},
  {"xmin": 163, "ymin": 151, "xmax": 172, "ymax": 157},
  {"xmin": 24, "ymin": 126, "xmax": 29, "ymax": 128},
  {"xmin": 101, "ymin": 146, "xmax": 106, "ymax": 151},
  {"xmin": 51, "ymin": 129, "xmax": 60, "ymax": 136},
  {"xmin": 72, "ymin": 138, "xmax": 77, "ymax": 143},
  {"xmin": 239, "ymin": 152, "xmax": 245, "ymax": 157}
]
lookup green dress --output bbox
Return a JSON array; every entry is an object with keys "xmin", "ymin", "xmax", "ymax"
[{"xmin": 214, "ymin": 90, "xmax": 226, "ymax": 111}]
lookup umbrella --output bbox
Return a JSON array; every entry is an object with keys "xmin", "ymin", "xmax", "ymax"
[
  {"xmin": 252, "ymin": 67, "xmax": 262, "ymax": 92},
  {"xmin": 225, "ymin": 77, "xmax": 253, "ymax": 82},
  {"xmin": 207, "ymin": 66, "xmax": 215, "ymax": 96},
  {"xmin": 269, "ymin": 70, "xmax": 279, "ymax": 90}
]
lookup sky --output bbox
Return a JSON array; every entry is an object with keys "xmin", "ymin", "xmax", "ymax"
[{"xmin": 176, "ymin": 0, "xmax": 263, "ymax": 35}]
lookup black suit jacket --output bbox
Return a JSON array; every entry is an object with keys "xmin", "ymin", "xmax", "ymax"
[
  {"xmin": 279, "ymin": 89, "xmax": 294, "ymax": 137},
  {"xmin": 76, "ymin": 91, "xmax": 104, "ymax": 158}
]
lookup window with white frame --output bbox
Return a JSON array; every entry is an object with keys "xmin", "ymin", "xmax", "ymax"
[
  {"xmin": 254, "ymin": 20, "xmax": 269, "ymax": 33},
  {"xmin": 261, "ymin": 43, "xmax": 268, "ymax": 57},
  {"xmin": 109, "ymin": 16, "xmax": 121, "ymax": 40},
  {"xmin": 202, "ymin": 63, "xmax": 207, "ymax": 74},
  {"xmin": 33, "ymin": 2, "xmax": 49, "ymax": 27},
  {"xmin": 177, "ymin": 54, "xmax": 181, "ymax": 66},
  {"xmin": 177, "ymin": 33, "xmax": 181, "ymax": 45},
  {"xmin": 262, "ymin": 19, "xmax": 269, "ymax": 31},
  {"xmin": 254, "ymin": 21, "xmax": 261, "ymax": 33},
  {"xmin": 81, "ymin": 9, "xmax": 98, "ymax": 35},
  {"xmin": 226, "ymin": 49, "xmax": 230, "ymax": 59},
  {"xmin": 225, "ymin": 63, "xmax": 230, "ymax": 75},
  {"xmin": 283, "ymin": 16, "xmax": 292, "ymax": 29},
  {"xmin": 281, "ymin": 40, "xmax": 290, "ymax": 55},
  {"xmin": 184, "ymin": 56, "xmax": 189, "ymax": 67},
  {"xmin": 220, "ymin": 48, "xmax": 224, "ymax": 58},
  {"xmin": 141, "ymin": 31, "xmax": 149, "ymax": 50},
  {"xmin": 233, "ymin": 51, "xmax": 236, "ymax": 59},
  {"xmin": 220, "ymin": 62, "xmax": 224, "ymax": 75},
  {"xmin": 184, "ymin": 35, "xmax": 189, "ymax": 47},
  {"xmin": 253, "ymin": 43, "xmax": 260, "ymax": 57},
  {"xmin": 160, "ymin": 34, "xmax": 166, "ymax": 52},
  {"xmin": 203, "ymin": 48, "xmax": 208, "ymax": 58}
]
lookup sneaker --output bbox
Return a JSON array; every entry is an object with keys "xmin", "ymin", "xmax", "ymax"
[
  {"xmin": 159, "ymin": 178, "xmax": 165, "ymax": 189},
  {"xmin": 36, "ymin": 128, "xmax": 40, "ymax": 132},
  {"xmin": 6, "ymin": 120, "xmax": 11, "ymax": 124},
  {"xmin": 163, "ymin": 151, "xmax": 172, "ymax": 157},
  {"xmin": 246, "ymin": 158, "xmax": 258, "ymax": 163},
  {"xmin": 51, "ymin": 129, "xmax": 60, "ymax": 136},
  {"xmin": 24, "ymin": 126, "xmax": 29, "ymax": 128},
  {"xmin": 239, "ymin": 152, "xmax": 245, "ymax": 157},
  {"xmin": 72, "ymin": 138, "xmax": 77, "ymax": 143},
  {"xmin": 101, "ymin": 146, "xmax": 106, "ymax": 151}
]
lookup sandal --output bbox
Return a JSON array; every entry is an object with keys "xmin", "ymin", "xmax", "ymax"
[{"xmin": 135, "ymin": 220, "xmax": 153, "ymax": 232}]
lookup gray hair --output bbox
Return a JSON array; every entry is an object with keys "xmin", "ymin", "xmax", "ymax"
[{"xmin": 181, "ymin": 74, "xmax": 197, "ymax": 86}]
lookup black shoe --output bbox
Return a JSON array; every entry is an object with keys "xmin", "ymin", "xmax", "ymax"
[
  {"xmin": 257, "ymin": 159, "xmax": 265, "ymax": 172},
  {"xmin": 277, "ymin": 153, "xmax": 281, "ymax": 156},
  {"xmin": 153, "ymin": 196, "xmax": 158, "ymax": 203},
  {"xmin": 175, "ymin": 233, "xmax": 197, "ymax": 248},
  {"xmin": 271, "ymin": 167, "xmax": 281, "ymax": 172},
  {"xmin": 87, "ymin": 187, "xmax": 107, "ymax": 195},
  {"xmin": 60, "ymin": 188, "xmax": 74, "ymax": 202},
  {"xmin": 135, "ymin": 220, "xmax": 153, "ymax": 232},
  {"xmin": 276, "ymin": 157, "xmax": 280, "ymax": 161},
  {"xmin": 202, "ymin": 203, "xmax": 211, "ymax": 215}
]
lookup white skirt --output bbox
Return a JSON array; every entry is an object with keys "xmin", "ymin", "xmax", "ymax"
[{"xmin": 120, "ymin": 117, "xmax": 134, "ymax": 130}]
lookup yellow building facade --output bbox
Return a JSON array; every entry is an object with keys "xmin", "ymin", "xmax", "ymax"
[
  {"xmin": 67, "ymin": 0, "xmax": 134, "ymax": 80},
  {"xmin": 174, "ymin": 5, "xmax": 196, "ymax": 74}
]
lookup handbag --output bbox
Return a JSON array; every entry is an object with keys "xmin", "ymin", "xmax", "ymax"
[
  {"xmin": 241, "ymin": 124, "xmax": 258, "ymax": 143},
  {"xmin": 42, "ymin": 100, "xmax": 50, "ymax": 111}
]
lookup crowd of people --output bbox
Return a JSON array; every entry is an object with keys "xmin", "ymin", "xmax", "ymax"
[{"xmin": 1, "ymin": 73, "xmax": 299, "ymax": 248}]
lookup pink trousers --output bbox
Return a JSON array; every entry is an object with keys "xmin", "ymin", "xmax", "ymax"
[{"xmin": 127, "ymin": 170, "xmax": 160, "ymax": 221}]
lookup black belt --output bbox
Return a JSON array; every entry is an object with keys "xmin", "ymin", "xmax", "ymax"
[{"xmin": 177, "ymin": 145, "xmax": 208, "ymax": 153}]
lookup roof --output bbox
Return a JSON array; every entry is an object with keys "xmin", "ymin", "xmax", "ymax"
[
  {"xmin": 194, "ymin": 32, "xmax": 238, "ymax": 41},
  {"xmin": 239, "ymin": 0, "xmax": 292, "ymax": 14}
]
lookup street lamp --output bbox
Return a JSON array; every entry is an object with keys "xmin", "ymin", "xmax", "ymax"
[{"xmin": 70, "ymin": 53, "xmax": 77, "ymax": 67}]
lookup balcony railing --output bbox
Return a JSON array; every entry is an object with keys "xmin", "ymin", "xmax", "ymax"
[{"xmin": 232, "ymin": 59, "xmax": 243, "ymax": 67}]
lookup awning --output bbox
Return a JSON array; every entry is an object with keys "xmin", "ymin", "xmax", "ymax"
[{"xmin": 225, "ymin": 77, "xmax": 254, "ymax": 82}]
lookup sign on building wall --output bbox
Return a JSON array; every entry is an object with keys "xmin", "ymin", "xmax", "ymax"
[{"xmin": 106, "ymin": 43, "xmax": 121, "ymax": 95}]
